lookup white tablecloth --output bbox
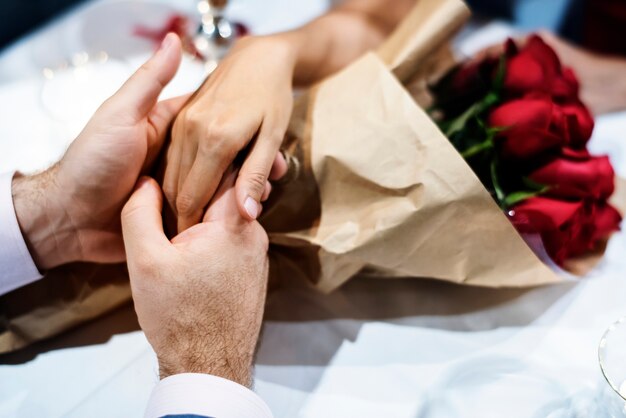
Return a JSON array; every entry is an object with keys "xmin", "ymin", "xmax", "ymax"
[{"xmin": 1, "ymin": 1, "xmax": 626, "ymax": 417}]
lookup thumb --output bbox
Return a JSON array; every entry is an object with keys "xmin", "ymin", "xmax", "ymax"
[
  {"xmin": 122, "ymin": 177, "xmax": 170, "ymax": 259},
  {"xmin": 107, "ymin": 33, "xmax": 183, "ymax": 121}
]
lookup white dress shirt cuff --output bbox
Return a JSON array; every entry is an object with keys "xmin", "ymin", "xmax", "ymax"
[
  {"xmin": 0, "ymin": 171, "xmax": 42, "ymax": 295},
  {"xmin": 145, "ymin": 373, "xmax": 273, "ymax": 418}
]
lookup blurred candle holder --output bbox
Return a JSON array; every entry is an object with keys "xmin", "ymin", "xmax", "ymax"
[
  {"xmin": 599, "ymin": 316, "xmax": 626, "ymax": 417},
  {"xmin": 194, "ymin": 0, "xmax": 247, "ymax": 64}
]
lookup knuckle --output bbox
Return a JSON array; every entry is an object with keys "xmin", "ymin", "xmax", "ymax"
[
  {"xmin": 203, "ymin": 126, "xmax": 240, "ymax": 158},
  {"xmin": 183, "ymin": 114, "xmax": 204, "ymax": 139},
  {"xmin": 182, "ymin": 107, "xmax": 202, "ymax": 125},
  {"xmin": 176, "ymin": 193, "xmax": 197, "ymax": 216},
  {"xmin": 162, "ymin": 183, "xmax": 177, "ymax": 206},
  {"xmin": 257, "ymin": 228, "xmax": 269, "ymax": 251},
  {"xmin": 132, "ymin": 254, "xmax": 163, "ymax": 281},
  {"xmin": 201, "ymin": 140, "xmax": 236, "ymax": 163},
  {"xmin": 266, "ymin": 129, "xmax": 286, "ymax": 145},
  {"xmin": 244, "ymin": 170, "xmax": 267, "ymax": 195},
  {"xmin": 206, "ymin": 121, "xmax": 236, "ymax": 144},
  {"xmin": 244, "ymin": 225, "xmax": 269, "ymax": 254}
]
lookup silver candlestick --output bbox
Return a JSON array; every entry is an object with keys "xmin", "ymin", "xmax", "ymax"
[{"xmin": 194, "ymin": 0, "xmax": 239, "ymax": 62}]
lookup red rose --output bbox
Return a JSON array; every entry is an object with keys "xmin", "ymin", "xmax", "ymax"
[
  {"xmin": 504, "ymin": 35, "xmax": 579, "ymax": 101},
  {"xmin": 509, "ymin": 196, "xmax": 588, "ymax": 265},
  {"xmin": 561, "ymin": 147, "xmax": 591, "ymax": 160},
  {"xmin": 561, "ymin": 102, "xmax": 594, "ymax": 148},
  {"xmin": 553, "ymin": 68, "xmax": 580, "ymax": 100},
  {"xmin": 489, "ymin": 97, "xmax": 567, "ymax": 159},
  {"xmin": 591, "ymin": 204, "xmax": 622, "ymax": 242},
  {"xmin": 490, "ymin": 95, "xmax": 595, "ymax": 159},
  {"xmin": 565, "ymin": 203, "xmax": 621, "ymax": 258},
  {"xmin": 529, "ymin": 154, "xmax": 615, "ymax": 199},
  {"xmin": 510, "ymin": 197, "xmax": 621, "ymax": 265}
]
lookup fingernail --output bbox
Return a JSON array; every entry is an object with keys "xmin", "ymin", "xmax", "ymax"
[
  {"xmin": 135, "ymin": 176, "xmax": 151, "ymax": 191},
  {"xmin": 244, "ymin": 196, "xmax": 259, "ymax": 219},
  {"xmin": 158, "ymin": 33, "xmax": 175, "ymax": 53}
]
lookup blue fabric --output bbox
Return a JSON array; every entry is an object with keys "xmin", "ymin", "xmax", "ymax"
[
  {"xmin": 514, "ymin": 0, "xmax": 572, "ymax": 32},
  {"xmin": 466, "ymin": 0, "xmax": 582, "ymax": 41}
]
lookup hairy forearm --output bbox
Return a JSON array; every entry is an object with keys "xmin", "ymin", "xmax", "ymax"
[
  {"xmin": 12, "ymin": 167, "xmax": 78, "ymax": 270},
  {"xmin": 271, "ymin": 0, "xmax": 415, "ymax": 86},
  {"xmin": 157, "ymin": 330, "xmax": 257, "ymax": 386},
  {"xmin": 154, "ymin": 280, "xmax": 268, "ymax": 386}
]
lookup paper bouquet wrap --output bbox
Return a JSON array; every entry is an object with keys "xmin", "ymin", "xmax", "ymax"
[
  {"xmin": 1, "ymin": 0, "xmax": 622, "ymax": 353},
  {"xmin": 262, "ymin": 0, "xmax": 568, "ymax": 292}
]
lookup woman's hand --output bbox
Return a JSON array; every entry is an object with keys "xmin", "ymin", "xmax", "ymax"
[{"xmin": 164, "ymin": 35, "xmax": 296, "ymax": 232}]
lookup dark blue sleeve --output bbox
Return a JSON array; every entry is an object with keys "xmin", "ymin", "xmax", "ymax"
[
  {"xmin": 0, "ymin": 0, "xmax": 89, "ymax": 50},
  {"xmin": 162, "ymin": 415, "xmax": 214, "ymax": 418},
  {"xmin": 465, "ymin": 0, "xmax": 516, "ymax": 19}
]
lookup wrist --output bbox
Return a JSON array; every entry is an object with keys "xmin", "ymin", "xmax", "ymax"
[
  {"xmin": 158, "ymin": 354, "xmax": 254, "ymax": 387},
  {"xmin": 234, "ymin": 34, "xmax": 300, "ymax": 79},
  {"xmin": 11, "ymin": 167, "xmax": 80, "ymax": 270},
  {"xmin": 156, "ymin": 336, "xmax": 257, "ymax": 386}
]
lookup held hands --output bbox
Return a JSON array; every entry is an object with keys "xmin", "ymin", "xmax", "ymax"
[
  {"xmin": 12, "ymin": 33, "xmax": 274, "ymax": 385},
  {"xmin": 163, "ymin": 36, "xmax": 295, "ymax": 232},
  {"xmin": 12, "ymin": 34, "xmax": 187, "ymax": 269},
  {"xmin": 121, "ymin": 172, "xmax": 269, "ymax": 385}
]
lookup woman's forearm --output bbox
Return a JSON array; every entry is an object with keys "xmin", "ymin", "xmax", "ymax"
[{"xmin": 270, "ymin": 0, "xmax": 415, "ymax": 86}]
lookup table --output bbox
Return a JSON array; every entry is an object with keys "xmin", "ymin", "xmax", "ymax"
[{"xmin": 1, "ymin": 1, "xmax": 626, "ymax": 417}]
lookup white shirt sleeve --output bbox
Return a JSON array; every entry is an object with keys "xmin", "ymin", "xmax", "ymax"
[
  {"xmin": 0, "ymin": 171, "xmax": 43, "ymax": 296},
  {"xmin": 145, "ymin": 373, "xmax": 273, "ymax": 418}
]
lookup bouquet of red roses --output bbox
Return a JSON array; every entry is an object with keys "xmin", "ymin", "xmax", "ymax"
[{"xmin": 430, "ymin": 35, "xmax": 622, "ymax": 266}]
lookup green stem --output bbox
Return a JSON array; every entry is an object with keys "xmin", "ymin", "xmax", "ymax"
[
  {"xmin": 444, "ymin": 92, "xmax": 500, "ymax": 137},
  {"xmin": 461, "ymin": 138, "xmax": 494, "ymax": 159},
  {"xmin": 490, "ymin": 158, "xmax": 506, "ymax": 208}
]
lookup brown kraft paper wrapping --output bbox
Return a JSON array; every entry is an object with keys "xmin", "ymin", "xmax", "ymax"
[
  {"xmin": 262, "ymin": 51, "xmax": 561, "ymax": 293},
  {"xmin": 0, "ymin": 0, "xmax": 617, "ymax": 353}
]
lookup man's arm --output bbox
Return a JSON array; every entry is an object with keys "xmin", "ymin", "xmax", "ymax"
[
  {"xmin": 1, "ymin": 35, "xmax": 279, "ymax": 415},
  {"xmin": 122, "ymin": 171, "xmax": 276, "ymax": 417},
  {"xmin": 0, "ymin": 33, "xmax": 186, "ymax": 296},
  {"xmin": 0, "ymin": 172, "xmax": 43, "ymax": 294}
]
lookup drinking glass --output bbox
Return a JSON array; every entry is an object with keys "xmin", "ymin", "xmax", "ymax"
[{"xmin": 599, "ymin": 316, "xmax": 626, "ymax": 417}]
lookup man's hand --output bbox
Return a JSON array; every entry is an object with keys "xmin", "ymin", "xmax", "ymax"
[
  {"xmin": 163, "ymin": 36, "xmax": 294, "ymax": 231},
  {"xmin": 121, "ymin": 171, "xmax": 269, "ymax": 385},
  {"xmin": 12, "ymin": 33, "xmax": 187, "ymax": 270}
]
